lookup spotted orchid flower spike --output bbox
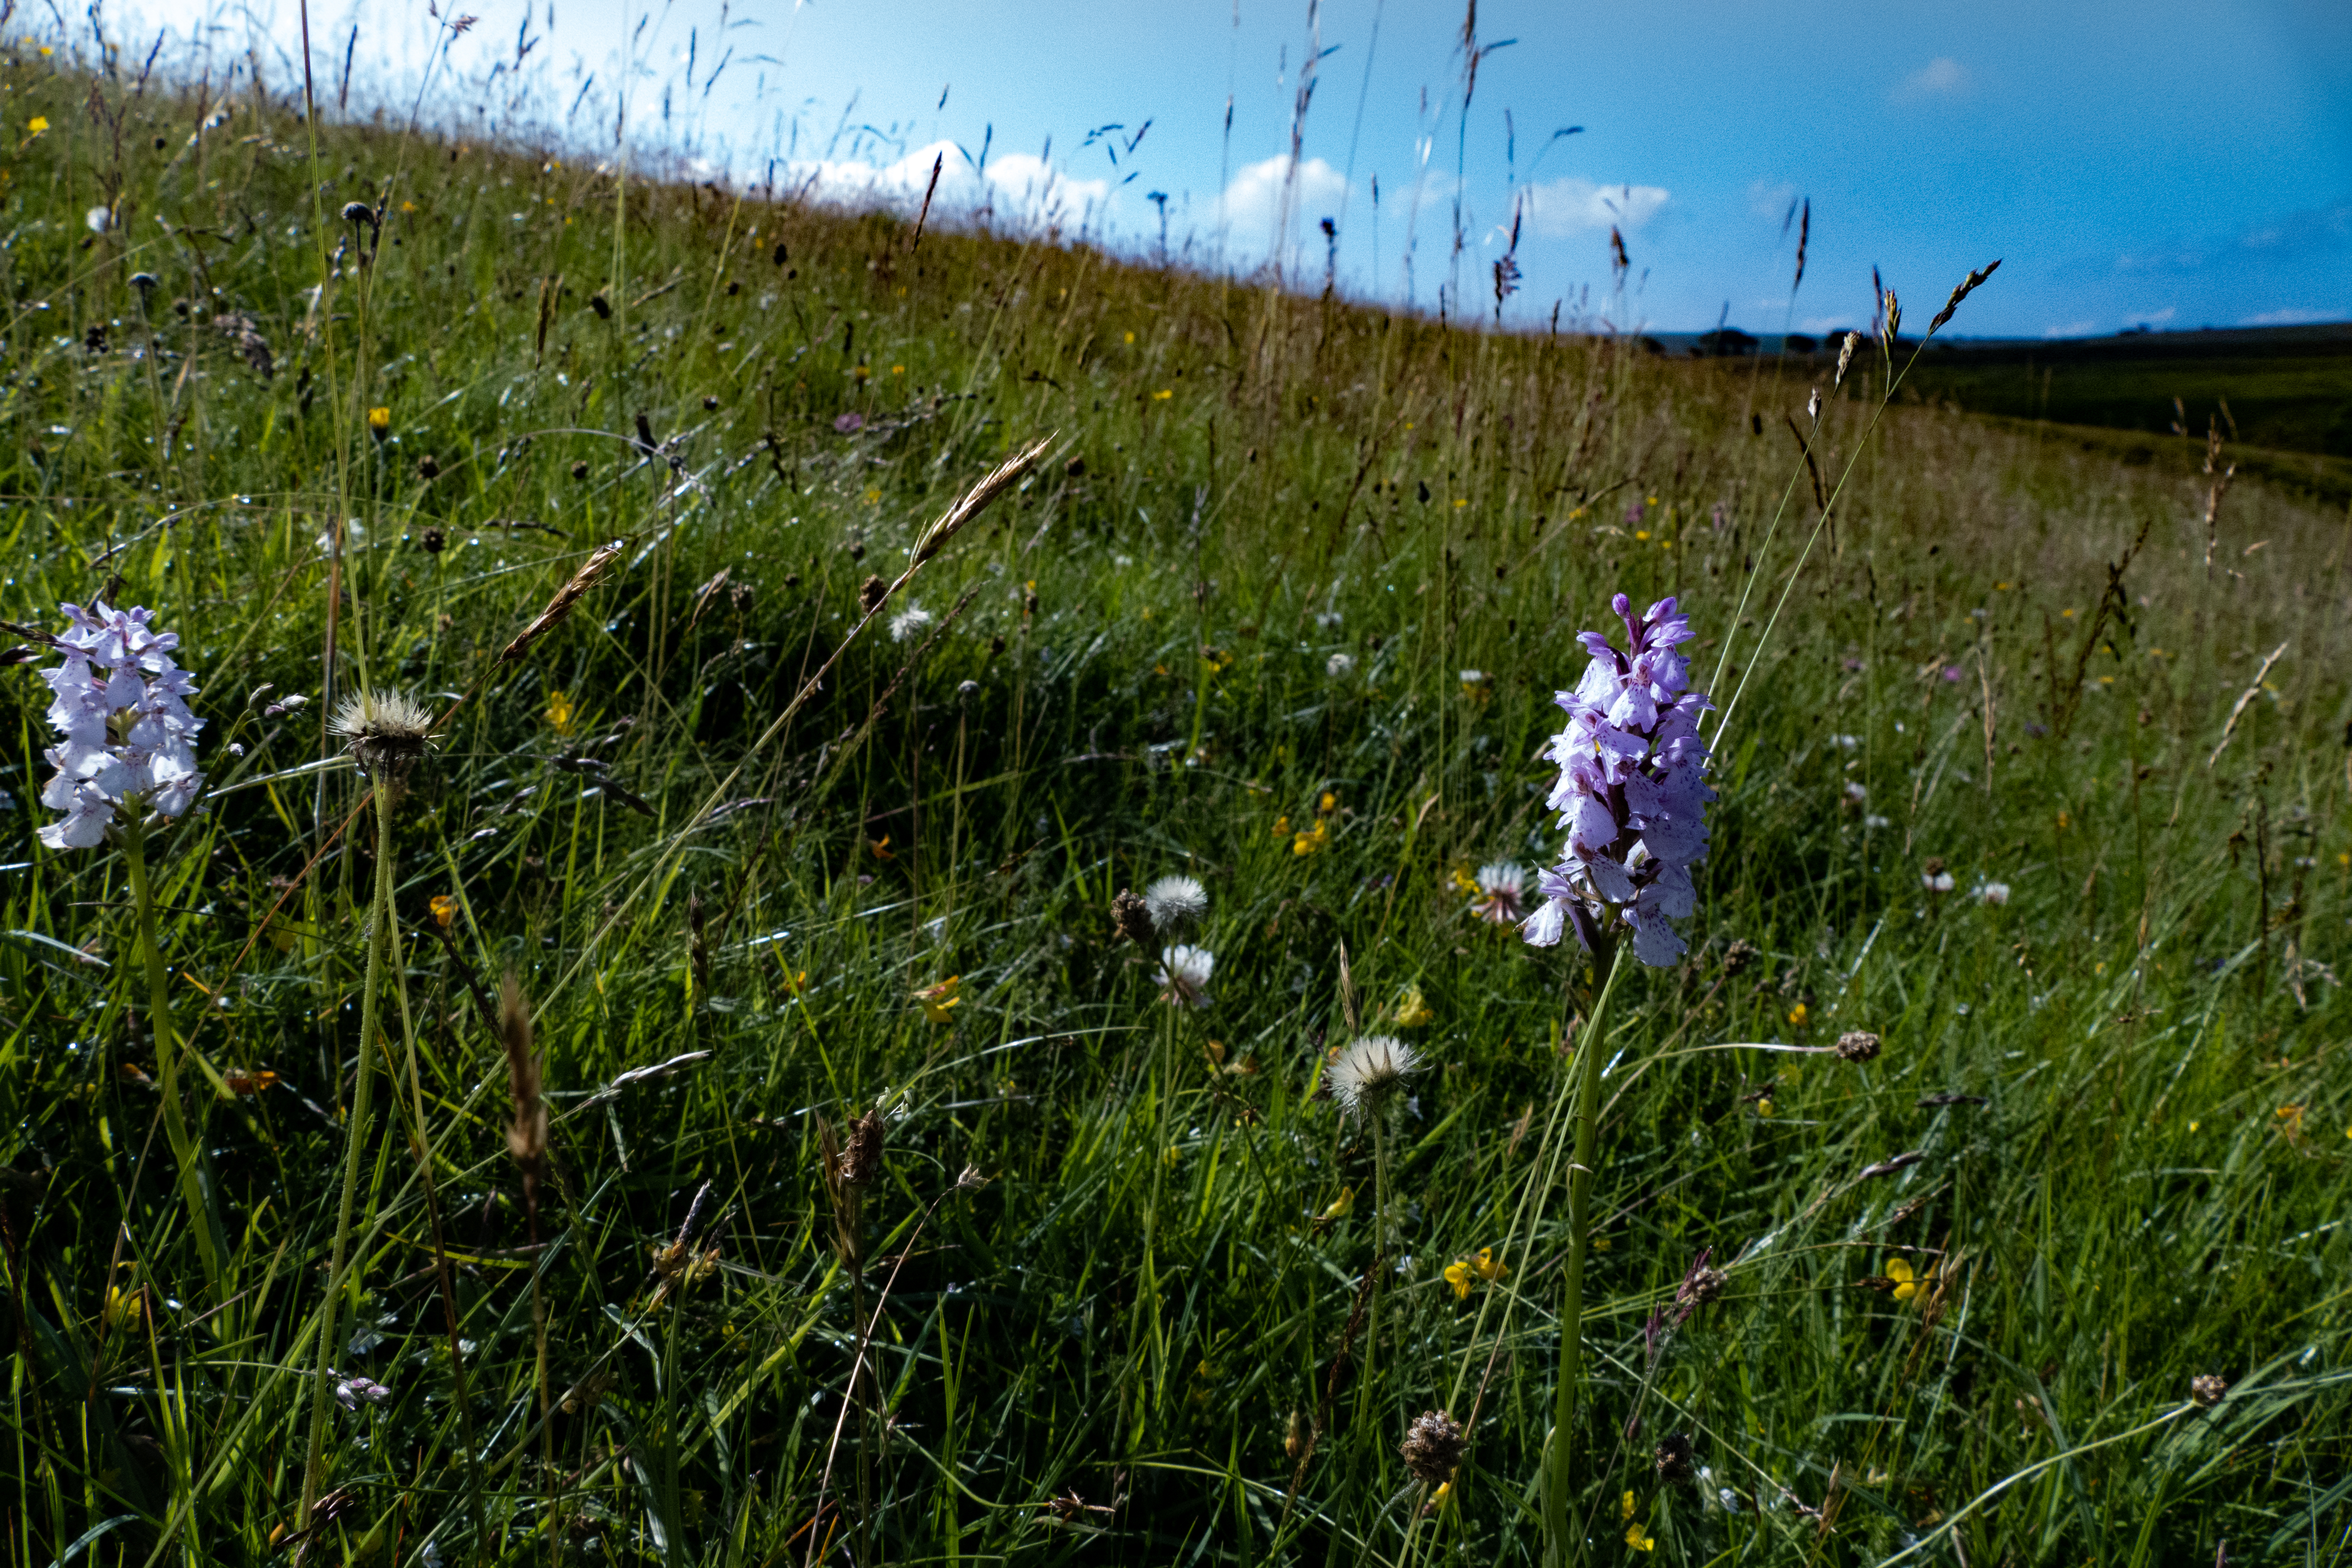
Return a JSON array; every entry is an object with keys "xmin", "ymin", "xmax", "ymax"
[
  {"xmin": 1522, "ymin": 593, "xmax": 1714, "ymax": 967},
  {"xmin": 35, "ymin": 602, "xmax": 205, "ymax": 850}
]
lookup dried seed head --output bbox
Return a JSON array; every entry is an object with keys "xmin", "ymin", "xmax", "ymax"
[
  {"xmin": 858, "ymin": 575, "xmax": 889, "ymax": 616},
  {"xmin": 416, "ymin": 453, "xmax": 440, "ymax": 481},
  {"xmin": 570, "ymin": 459, "xmax": 590, "ymax": 480},
  {"xmin": 1834, "ymin": 1030, "xmax": 1883, "ymax": 1063},
  {"xmin": 1834, "ymin": 331, "xmax": 1858, "ymax": 387},
  {"xmin": 420, "ymin": 526, "xmax": 446, "ymax": 554},
  {"xmin": 330, "ymin": 688, "xmax": 439, "ymax": 785},
  {"xmin": 1928, "ymin": 258, "xmax": 2001, "ymax": 336},
  {"xmin": 838, "ymin": 1107, "xmax": 886, "ymax": 1187},
  {"xmin": 1111, "ymin": 888, "xmax": 1155, "ymax": 947},
  {"xmin": 2190, "ymin": 1374, "xmax": 2228, "ymax": 1408},
  {"xmin": 1922, "ymin": 856, "xmax": 1947, "ymax": 878},
  {"xmin": 1398, "ymin": 1409, "xmax": 1465, "ymax": 1486},
  {"xmin": 1682, "ymin": 1266, "xmax": 1728, "ymax": 1307},
  {"xmin": 501, "ymin": 973, "xmax": 546, "ymax": 1173},
  {"xmin": 340, "ymin": 200, "xmax": 377, "ymax": 228},
  {"xmin": 1881, "ymin": 289, "xmax": 1901, "ymax": 345},
  {"xmin": 1284, "ymin": 1408, "xmax": 1308, "ymax": 1460},
  {"xmin": 1654, "ymin": 1433, "xmax": 1695, "ymax": 1486},
  {"xmin": 499, "ymin": 540, "xmax": 623, "ymax": 665},
  {"xmin": 1722, "ymin": 938, "xmax": 1759, "ymax": 977}
]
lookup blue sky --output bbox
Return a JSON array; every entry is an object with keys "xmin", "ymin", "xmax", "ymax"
[{"xmin": 143, "ymin": 0, "xmax": 2352, "ymax": 335}]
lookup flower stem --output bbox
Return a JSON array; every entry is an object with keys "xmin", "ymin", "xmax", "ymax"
[
  {"xmin": 122, "ymin": 820, "xmax": 223, "ymax": 1292},
  {"xmin": 1542, "ymin": 934, "xmax": 1626, "ymax": 1568},
  {"xmin": 299, "ymin": 783, "xmax": 395, "ymax": 1521}
]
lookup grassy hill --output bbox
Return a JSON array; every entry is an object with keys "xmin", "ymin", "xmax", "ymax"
[{"xmin": 2, "ymin": 44, "xmax": 2350, "ymax": 1568}]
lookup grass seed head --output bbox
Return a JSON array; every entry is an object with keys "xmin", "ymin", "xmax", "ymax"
[
  {"xmin": 1834, "ymin": 331, "xmax": 1858, "ymax": 387},
  {"xmin": 1399, "ymin": 1409, "xmax": 1464, "ymax": 1485},
  {"xmin": 499, "ymin": 540, "xmax": 623, "ymax": 665}
]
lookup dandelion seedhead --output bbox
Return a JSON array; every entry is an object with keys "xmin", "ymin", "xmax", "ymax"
[
  {"xmin": 1142, "ymin": 874, "xmax": 1209, "ymax": 934},
  {"xmin": 1327, "ymin": 1035, "xmax": 1422, "ymax": 1119},
  {"xmin": 1524, "ymin": 594, "xmax": 1715, "ymax": 966},
  {"xmin": 2190, "ymin": 1374, "xmax": 2228, "ymax": 1409},
  {"xmin": 1156, "ymin": 944, "xmax": 1214, "ymax": 1009},
  {"xmin": 34, "ymin": 601, "xmax": 205, "ymax": 848},
  {"xmin": 1110, "ymin": 888, "xmax": 1155, "ymax": 947},
  {"xmin": 1834, "ymin": 1030, "xmax": 1882, "ymax": 1063},
  {"xmin": 330, "ymin": 689, "xmax": 438, "ymax": 785},
  {"xmin": 1398, "ymin": 1409, "xmax": 1465, "ymax": 1486}
]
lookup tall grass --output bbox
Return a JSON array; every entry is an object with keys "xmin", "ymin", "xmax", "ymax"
[{"xmin": 1, "ymin": 33, "xmax": 2349, "ymax": 1568}]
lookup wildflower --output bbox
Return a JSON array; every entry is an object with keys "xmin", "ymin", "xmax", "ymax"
[
  {"xmin": 1327, "ymin": 652, "xmax": 1356, "ymax": 678},
  {"xmin": 1475, "ymin": 1247, "xmax": 1505, "ymax": 1281},
  {"xmin": 1458, "ymin": 668, "xmax": 1493, "ymax": 702},
  {"xmin": 429, "ymin": 895, "xmax": 459, "ymax": 930},
  {"xmin": 28, "ymin": 116, "xmax": 49, "ymax": 135},
  {"xmin": 86, "ymin": 205, "xmax": 112, "ymax": 234},
  {"xmin": 104, "ymin": 1284, "xmax": 144, "ymax": 1332},
  {"xmin": 1885, "ymin": 1256, "xmax": 1936, "ymax": 1303},
  {"xmin": 334, "ymin": 1375, "xmax": 392, "ymax": 1410},
  {"xmin": 1393, "ymin": 985, "xmax": 1434, "ymax": 1028},
  {"xmin": 330, "ymin": 689, "xmax": 438, "ymax": 787},
  {"xmin": 1157, "ymin": 945, "xmax": 1214, "ymax": 1009},
  {"xmin": 1292, "ymin": 818, "xmax": 1330, "ymax": 856},
  {"xmin": 35, "ymin": 602, "xmax": 206, "ymax": 849},
  {"xmin": 1834, "ymin": 1030, "xmax": 1881, "ymax": 1063},
  {"xmin": 544, "ymin": 689, "xmax": 576, "ymax": 735},
  {"xmin": 1469, "ymin": 862, "xmax": 1528, "ymax": 925},
  {"xmin": 1398, "ymin": 1410, "xmax": 1465, "ymax": 1486},
  {"xmin": 1319, "ymin": 1185, "xmax": 1354, "ymax": 1221},
  {"xmin": 221, "ymin": 1069, "xmax": 278, "ymax": 1093},
  {"xmin": 367, "ymin": 406, "xmax": 391, "ymax": 440},
  {"xmin": 888, "ymin": 602, "xmax": 934, "ymax": 643},
  {"xmin": 913, "ymin": 975, "xmax": 961, "ymax": 1023},
  {"xmin": 1272, "ymin": 814, "xmax": 1291, "ymax": 839},
  {"xmin": 1923, "ymin": 871, "xmax": 1955, "ymax": 894},
  {"xmin": 1976, "ymin": 881, "xmax": 2010, "ymax": 906},
  {"xmin": 1844, "ymin": 781, "xmax": 1867, "ymax": 802},
  {"xmin": 1326, "ymin": 1035, "xmax": 1421, "ymax": 1119},
  {"xmin": 2190, "ymin": 1374, "xmax": 2227, "ymax": 1408},
  {"xmin": 1445, "ymin": 1260, "xmax": 1475, "ymax": 1299},
  {"xmin": 1522, "ymin": 594, "xmax": 1715, "ymax": 967},
  {"xmin": 1318, "ymin": 791, "xmax": 1338, "ymax": 815},
  {"xmin": 1787, "ymin": 1001, "xmax": 1809, "ymax": 1029},
  {"xmin": 1142, "ymin": 875, "xmax": 1209, "ymax": 934},
  {"xmin": 1625, "ymin": 1519, "xmax": 1656, "ymax": 1553},
  {"xmin": 1864, "ymin": 814, "xmax": 1890, "ymax": 829}
]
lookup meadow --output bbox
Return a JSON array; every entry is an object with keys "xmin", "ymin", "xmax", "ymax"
[{"xmin": 2, "ymin": 33, "xmax": 2350, "ymax": 1568}]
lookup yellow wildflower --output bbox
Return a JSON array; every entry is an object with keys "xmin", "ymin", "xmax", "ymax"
[
  {"xmin": 1449, "ymin": 864, "xmax": 1480, "ymax": 897},
  {"xmin": 1273, "ymin": 814, "xmax": 1291, "ymax": 839},
  {"xmin": 1152, "ymin": 389, "xmax": 1173, "ymax": 401},
  {"xmin": 1757, "ymin": 1097, "xmax": 1775, "ymax": 1117},
  {"xmin": 105, "ymin": 1284, "xmax": 144, "ymax": 1332},
  {"xmin": 28, "ymin": 115, "xmax": 51, "ymax": 134},
  {"xmin": 1432, "ymin": 1480, "xmax": 1454, "ymax": 1510},
  {"xmin": 1293, "ymin": 818, "xmax": 1330, "ymax": 856},
  {"xmin": 1394, "ymin": 984, "xmax": 1433, "ymax": 1029},
  {"xmin": 1625, "ymin": 1521, "xmax": 1656, "ymax": 1552},
  {"xmin": 366, "ymin": 406, "xmax": 391, "ymax": 438},
  {"xmin": 1444, "ymin": 1260, "xmax": 1474, "ymax": 1300},
  {"xmin": 429, "ymin": 894, "xmax": 459, "ymax": 930},
  {"xmin": 914, "ymin": 974, "xmax": 962, "ymax": 1024},
  {"xmin": 1886, "ymin": 1256, "xmax": 1937, "ymax": 1304},
  {"xmin": 1317, "ymin": 791, "xmax": 1338, "ymax": 815},
  {"xmin": 1786, "ymin": 1002, "xmax": 1808, "ymax": 1028},
  {"xmin": 1621, "ymin": 1490, "xmax": 1638, "ymax": 1521},
  {"xmin": 544, "ymin": 689, "xmax": 576, "ymax": 736},
  {"xmin": 1320, "ymin": 1186, "xmax": 1354, "ymax": 1222},
  {"xmin": 1476, "ymin": 1248, "xmax": 1505, "ymax": 1280},
  {"xmin": 1124, "ymin": 331, "xmax": 1136, "ymax": 344}
]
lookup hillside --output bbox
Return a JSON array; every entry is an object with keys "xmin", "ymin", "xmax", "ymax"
[{"xmin": 2, "ymin": 49, "xmax": 2349, "ymax": 1568}]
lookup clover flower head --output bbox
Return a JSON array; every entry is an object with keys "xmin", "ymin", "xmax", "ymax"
[
  {"xmin": 1522, "ymin": 593, "xmax": 1715, "ymax": 967},
  {"xmin": 1326, "ymin": 1034, "xmax": 1421, "ymax": 1118},
  {"xmin": 1470, "ymin": 861, "xmax": 1527, "ymax": 925},
  {"xmin": 1142, "ymin": 874, "xmax": 1209, "ymax": 934},
  {"xmin": 334, "ymin": 1374, "xmax": 391, "ymax": 1410},
  {"xmin": 1157, "ymin": 944, "xmax": 1214, "ymax": 1009},
  {"xmin": 1975, "ymin": 881, "xmax": 2010, "ymax": 906},
  {"xmin": 35, "ymin": 602, "xmax": 205, "ymax": 849}
]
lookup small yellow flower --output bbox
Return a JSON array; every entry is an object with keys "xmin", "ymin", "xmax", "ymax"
[
  {"xmin": 1432, "ymin": 1480, "xmax": 1454, "ymax": 1509},
  {"xmin": 28, "ymin": 115, "xmax": 51, "ymax": 134},
  {"xmin": 1273, "ymin": 814, "xmax": 1292, "ymax": 839},
  {"xmin": 1757, "ymin": 1097, "xmax": 1775, "ymax": 1117},
  {"xmin": 1164, "ymin": 1144, "xmax": 1183, "ymax": 1169},
  {"xmin": 1592, "ymin": 1236, "xmax": 1612, "ymax": 1252},
  {"xmin": 870, "ymin": 834, "xmax": 895, "ymax": 860},
  {"xmin": 2276, "ymin": 1104, "xmax": 2305, "ymax": 1136},
  {"xmin": 1474, "ymin": 1247, "xmax": 1505, "ymax": 1281},
  {"xmin": 1152, "ymin": 388, "xmax": 1173, "ymax": 401},
  {"xmin": 105, "ymin": 1284, "xmax": 144, "ymax": 1332},
  {"xmin": 1886, "ymin": 1256, "xmax": 1936, "ymax": 1303},
  {"xmin": 779, "ymin": 968, "xmax": 807, "ymax": 995},
  {"xmin": 1317, "ymin": 791, "xmax": 1338, "ymax": 815},
  {"xmin": 1124, "ymin": 331, "xmax": 1136, "ymax": 344},
  {"xmin": 401, "ymin": 200, "xmax": 418, "ymax": 213},
  {"xmin": 864, "ymin": 487, "xmax": 882, "ymax": 504},
  {"xmin": 1394, "ymin": 984, "xmax": 1433, "ymax": 1029},
  {"xmin": 1786, "ymin": 1001, "xmax": 1808, "ymax": 1028},
  {"xmin": 1449, "ymin": 864, "xmax": 1480, "ymax": 897},
  {"xmin": 1320, "ymin": 1186, "xmax": 1354, "ymax": 1222},
  {"xmin": 914, "ymin": 974, "xmax": 962, "ymax": 1024},
  {"xmin": 1625, "ymin": 1521, "xmax": 1656, "ymax": 1552},
  {"xmin": 429, "ymin": 894, "xmax": 459, "ymax": 930},
  {"xmin": 891, "ymin": 364, "xmax": 905, "ymax": 374},
  {"xmin": 1445, "ymin": 1261, "xmax": 1475, "ymax": 1300},
  {"xmin": 367, "ymin": 406, "xmax": 392, "ymax": 438},
  {"xmin": 36, "ymin": 47, "xmax": 52, "ymax": 57},
  {"xmin": 1453, "ymin": 497, "xmax": 1468, "ymax": 508},
  {"xmin": 853, "ymin": 364, "xmax": 870, "ymax": 380},
  {"xmin": 1292, "ymin": 818, "xmax": 1330, "ymax": 856},
  {"xmin": 1621, "ymin": 1491, "xmax": 1638, "ymax": 1522},
  {"xmin": 544, "ymin": 689, "xmax": 576, "ymax": 736},
  {"xmin": 1635, "ymin": 530, "xmax": 1651, "ymax": 541}
]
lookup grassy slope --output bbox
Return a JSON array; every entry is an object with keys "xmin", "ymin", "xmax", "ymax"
[{"xmin": 2, "ymin": 53, "xmax": 2350, "ymax": 1568}]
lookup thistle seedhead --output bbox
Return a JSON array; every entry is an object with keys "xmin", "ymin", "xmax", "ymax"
[
  {"xmin": 330, "ymin": 689, "xmax": 438, "ymax": 787},
  {"xmin": 1326, "ymin": 1035, "xmax": 1422, "ymax": 1119},
  {"xmin": 1398, "ymin": 1410, "xmax": 1465, "ymax": 1486}
]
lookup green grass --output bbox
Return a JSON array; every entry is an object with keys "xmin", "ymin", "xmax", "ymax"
[{"xmin": 3, "ymin": 43, "xmax": 2352, "ymax": 1568}]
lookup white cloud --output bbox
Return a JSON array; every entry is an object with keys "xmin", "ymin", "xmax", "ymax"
[
  {"xmin": 2043, "ymin": 319, "xmax": 2097, "ymax": 338},
  {"xmin": 1525, "ymin": 177, "xmax": 1669, "ymax": 237},
  {"xmin": 785, "ymin": 139, "xmax": 1112, "ymax": 229},
  {"xmin": 1214, "ymin": 156, "xmax": 1349, "ymax": 255},
  {"xmin": 1801, "ymin": 315, "xmax": 1858, "ymax": 335},
  {"xmin": 2238, "ymin": 306, "xmax": 2342, "ymax": 327},
  {"xmin": 2127, "ymin": 306, "xmax": 2178, "ymax": 327},
  {"xmin": 1892, "ymin": 57, "xmax": 1971, "ymax": 103},
  {"xmin": 1748, "ymin": 179, "xmax": 1798, "ymax": 220}
]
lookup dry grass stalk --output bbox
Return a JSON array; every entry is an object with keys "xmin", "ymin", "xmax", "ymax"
[
  {"xmin": 499, "ymin": 971, "xmax": 554, "ymax": 1494},
  {"xmin": 1928, "ymin": 258, "xmax": 2001, "ymax": 335},
  {"xmin": 913, "ymin": 435, "xmax": 1055, "ymax": 564},
  {"xmin": 2202, "ymin": 417, "xmax": 2237, "ymax": 575},
  {"xmin": 498, "ymin": 539, "xmax": 624, "ymax": 665},
  {"xmin": 1791, "ymin": 198, "xmax": 1809, "ymax": 292}
]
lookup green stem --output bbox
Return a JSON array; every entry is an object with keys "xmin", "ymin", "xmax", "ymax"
[
  {"xmin": 122, "ymin": 820, "xmax": 222, "ymax": 1291},
  {"xmin": 1542, "ymin": 934, "xmax": 1626, "ymax": 1568},
  {"xmin": 300, "ymin": 783, "xmax": 395, "ymax": 1521}
]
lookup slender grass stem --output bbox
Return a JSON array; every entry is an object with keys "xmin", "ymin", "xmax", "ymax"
[
  {"xmin": 122, "ymin": 820, "xmax": 221, "ymax": 1292},
  {"xmin": 299, "ymin": 782, "xmax": 393, "ymax": 1520}
]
